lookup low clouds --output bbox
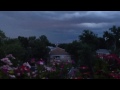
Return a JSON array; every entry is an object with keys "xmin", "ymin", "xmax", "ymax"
[{"xmin": 0, "ymin": 11, "xmax": 120, "ymax": 43}]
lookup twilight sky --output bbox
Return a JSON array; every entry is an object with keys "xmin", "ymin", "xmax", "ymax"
[{"xmin": 0, "ymin": 11, "xmax": 120, "ymax": 43}]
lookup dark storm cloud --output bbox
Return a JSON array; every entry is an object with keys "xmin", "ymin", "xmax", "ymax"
[{"xmin": 0, "ymin": 11, "xmax": 120, "ymax": 43}]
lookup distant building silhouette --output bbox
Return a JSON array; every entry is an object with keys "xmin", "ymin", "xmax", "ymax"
[
  {"xmin": 96, "ymin": 49, "xmax": 110, "ymax": 55},
  {"xmin": 48, "ymin": 46, "xmax": 71, "ymax": 62}
]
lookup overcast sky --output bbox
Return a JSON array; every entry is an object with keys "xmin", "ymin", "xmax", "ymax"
[{"xmin": 0, "ymin": 11, "xmax": 120, "ymax": 43}]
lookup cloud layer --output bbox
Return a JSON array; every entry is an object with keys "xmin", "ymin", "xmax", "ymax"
[{"xmin": 0, "ymin": 11, "xmax": 120, "ymax": 43}]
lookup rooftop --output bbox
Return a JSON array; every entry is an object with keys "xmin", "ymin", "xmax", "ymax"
[
  {"xmin": 49, "ymin": 47, "xmax": 69, "ymax": 55},
  {"xmin": 96, "ymin": 49, "xmax": 110, "ymax": 54}
]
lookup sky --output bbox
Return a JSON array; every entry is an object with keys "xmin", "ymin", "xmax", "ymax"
[{"xmin": 0, "ymin": 11, "xmax": 120, "ymax": 43}]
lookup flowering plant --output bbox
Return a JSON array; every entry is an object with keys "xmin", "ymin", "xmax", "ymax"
[{"xmin": 0, "ymin": 54, "xmax": 77, "ymax": 79}]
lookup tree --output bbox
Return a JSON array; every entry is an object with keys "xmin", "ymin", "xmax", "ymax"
[
  {"xmin": 0, "ymin": 30, "xmax": 7, "ymax": 58},
  {"xmin": 58, "ymin": 43, "xmax": 69, "ymax": 50},
  {"xmin": 103, "ymin": 25, "xmax": 120, "ymax": 54},
  {"xmin": 109, "ymin": 26, "xmax": 120, "ymax": 51},
  {"xmin": 97, "ymin": 37, "xmax": 106, "ymax": 49},
  {"xmin": 0, "ymin": 30, "xmax": 6, "ymax": 39},
  {"xmin": 103, "ymin": 31, "xmax": 114, "ymax": 50},
  {"xmin": 0, "ymin": 39, "xmax": 26, "ymax": 62},
  {"xmin": 39, "ymin": 35, "xmax": 50, "ymax": 46},
  {"xmin": 18, "ymin": 36, "xmax": 29, "ymax": 49},
  {"xmin": 79, "ymin": 30, "xmax": 99, "ymax": 50}
]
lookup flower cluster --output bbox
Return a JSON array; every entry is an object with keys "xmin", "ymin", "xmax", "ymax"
[
  {"xmin": 0, "ymin": 55, "xmax": 78, "ymax": 79},
  {"xmin": 1, "ymin": 53, "xmax": 120, "ymax": 79},
  {"xmin": 95, "ymin": 54, "xmax": 120, "ymax": 79}
]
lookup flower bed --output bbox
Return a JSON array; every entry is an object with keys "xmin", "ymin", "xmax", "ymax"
[
  {"xmin": 1, "ymin": 54, "xmax": 120, "ymax": 79},
  {"xmin": 0, "ymin": 54, "xmax": 80, "ymax": 79}
]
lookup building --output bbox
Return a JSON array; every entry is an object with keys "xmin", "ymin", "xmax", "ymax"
[
  {"xmin": 48, "ymin": 46, "xmax": 71, "ymax": 61},
  {"xmin": 96, "ymin": 49, "xmax": 110, "ymax": 55}
]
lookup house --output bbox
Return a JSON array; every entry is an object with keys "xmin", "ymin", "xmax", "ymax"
[
  {"xmin": 48, "ymin": 46, "xmax": 71, "ymax": 62},
  {"xmin": 96, "ymin": 49, "xmax": 110, "ymax": 55},
  {"xmin": 48, "ymin": 46, "xmax": 55, "ymax": 51}
]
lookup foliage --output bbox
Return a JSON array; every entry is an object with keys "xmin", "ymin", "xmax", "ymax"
[{"xmin": 0, "ymin": 26, "xmax": 120, "ymax": 79}]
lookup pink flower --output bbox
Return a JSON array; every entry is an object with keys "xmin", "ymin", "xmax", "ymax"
[
  {"xmin": 23, "ymin": 62, "xmax": 27, "ymax": 66},
  {"xmin": 1, "ymin": 68, "xmax": 8, "ymax": 73},
  {"xmin": 8, "ymin": 62, "xmax": 13, "ymax": 66},
  {"xmin": 56, "ymin": 60, "xmax": 61, "ymax": 63},
  {"xmin": 61, "ymin": 65, "xmax": 64, "ymax": 68},
  {"xmin": 38, "ymin": 61, "xmax": 44, "ymax": 65},
  {"xmin": 77, "ymin": 77, "xmax": 82, "ymax": 79},
  {"xmin": 83, "ymin": 72, "xmax": 90, "ymax": 75},
  {"xmin": 51, "ymin": 68, "xmax": 56, "ymax": 72},
  {"xmin": 24, "ymin": 67, "xmax": 28, "ymax": 71},
  {"xmin": 7, "ymin": 67, "xmax": 13, "ymax": 70},
  {"xmin": 67, "ymin": 60, "xmax": 72, "ymax": 63},
  {"xmin": 57, "ymin": 63, "xmax": 60, "ymax": 65},
  {"xmin": 6, "ymin": 54, "xmax": 16, "ymax": 59},
  {"xmin": 1, "ymin": 58, "xmax": 12, "ymax": 65},
  {"xmin": 74, "ymin": 77, "xmax": 78, "ymax": 79},
  {"xmin": 52, "ymin": 62, "xmax": 56, "ymax": 66},
  {"xmin": 33, "ymin": 74, "xmax": 37, "ymax": 77},
  {"xmin": 13, "ymin": 67, "xmax": 18, "ymax": 70},
  {"xmin": 31, "ymin": 58, "xmax": 35, "ymax": 63},
  {"xmin": 1, "ymin": 58, "xmax": 9, "ymax": 62},
  {"xmin": 79, "ymin": 66, "xmax": 88, "ymax": 70},
  {"xmin": 32, "ymin": 72, "xmax": 36, "ymax": 74},
  {"xmin": 6, "ymin": 54, "xmax": 12, "ymax": 57},
  {"xmin": 19, "ymin": 65, "xmax": 30, "ymax": 72},
  {"xmin": 1, "ymin": 65, "xmax": 12, "ymax": 70},
  {"xmin": 45, "ymin": 67, "xmax": 52, "ymax": 71},
  {"xmin": 17, "ymin": 73, "xmax": 21, "ymax": 76},
  {"xmin": 72, "ymin": 60, "xmax": 75, "ymax": 64},
  {"xmin": 27, "ymin": 73, "xmax": 31, "ymax": 77},
  {"xmin": 23, "ymin": 62, "xmax": 31, "ymax": 68}
]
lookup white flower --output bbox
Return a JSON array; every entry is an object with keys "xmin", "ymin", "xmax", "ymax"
[
  {"xmin": 39, "ymin": 61, "xmax": 44, "ymax": 65},
  {"xmin": 7, "ymin": 67, "xmax": 13, "ymax": 70},
  {"xmin": 51, "ymin": 68, "xmax": 56, "ymax": 72},
  {"xmin": 57, "ymin": 60, "xmax": 61, "ymax": 62},
  {"xmin": 32, "ymin": 72, "xmax": 36, "ymax": 74},
  {"xmin": 27, "ymin": 73, "xmax": 31, "ymax": 77},
  {"xmin": 12, "ymin": 57, "xmax": 16, "ymax": 59},
  {"xmin": 1, "ymin": 58, "xmax": 12, "ymax": 65},
  {"xmin": 17, "ymin": 73, "xmax": 21, "ymax": 76},
  {"xmin": 44, "ymin": 66, "xmax": 51, "ymax": 71},
  {"xmin": 44, "ymin": 65, "xmax": 47, "ymax": 68},
  {"xmin": 8, "ymin": 62, "xmax": 13, "ymax": 66},
  {"xmin": 6, "ymin": 54, "xmax": 15, "ymax": 59},
  {"xmin": 57, "ymin": 63, "xmax": 60, "ymax": 65},
  {"xmin": 1, "ymin": 65, "xmax": 10, "ymax": 70},
  {"xmin": 13, "ymin": 67, "xmax": 18, "ymax": 70},
  {"xmin": 23, "ymin": 62, "xmax": 31, "ymax": 68},
  {"xmin": 24, "ymin": 67, "xmax": 28, "ymax": 71},
  {"xmin": 9, "ymin": 75, "xmax": 16, "ymax": 78},
  {"xmin": 1, "ymin": 58, "xmax": 9, "ymax": 62},
  {"xmin": 23, "ymin": 62, "xmax": 27, "ymax": 66},
  {"xmin": 46, "ymin": 67, "xmax": 52, "ymax": 71},
  {"xmin": 26, "ymin": 62, "xmax": 31, "ymax": 68},
  {"xmin": 6, "ymin": 54, "xmax": 12, "ymax": 57},
  {"xmin": 52, "ymin": 63, "xmax": 55, "ymax": 65},
  {"xmin": 33, "ymin": 74, "xmax": 37, "ymax": 77}
]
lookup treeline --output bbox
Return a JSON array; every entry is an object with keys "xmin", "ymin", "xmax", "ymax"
[
  {"xmin": 0, "ymin": 25, "xmax": 120, "ymax": 65},
  {"xmin": 0, "ymin": 31, "xmax": 55, "ymax": 63},
  {"xmin": 58, "ymin": 25, "xmax": 120, "ymax": 65}
]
